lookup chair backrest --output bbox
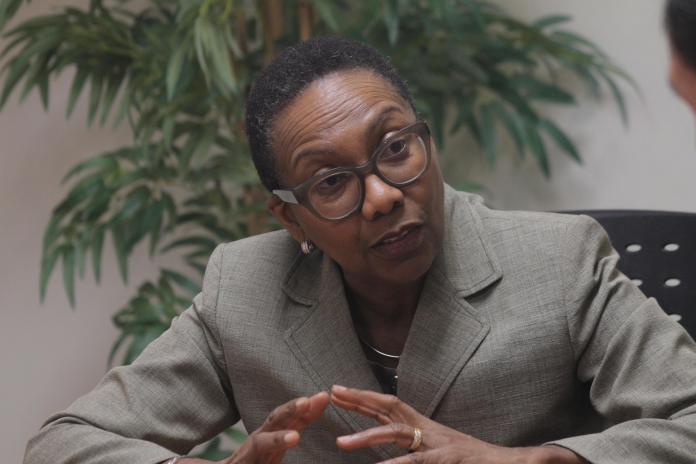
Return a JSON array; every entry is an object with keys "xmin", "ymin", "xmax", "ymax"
[{"xmin": 566, "ymin": 210, "xmax": 696, "ymax": 337}]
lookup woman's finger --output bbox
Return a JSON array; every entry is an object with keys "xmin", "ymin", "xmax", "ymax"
[
  {"xmin": 261, "ymin": 397, "xmax": 311, "ymax": 431},
  {"xmin": 286, "ymin": 391, "xmax": 330, "ymax": 432},
  {"xmin": 262, "ymin": 392, "xmax": 330, "ymax": 432},
  {"xmin": 295, "ymin": 391, "xmax": 330, "ymax": 429},
  {"xmin": 332, "ymin": 385, "xmax": 417, "ymax": 423},
  {"xmin": 336, "ymin": 423, "xmax": 419, "ymax": 450},
  {"xmin": 251, "ymin": 429, "xmax": 300, "ymax": 454},
  {"xmin": 331, "ymin": 394, "xmax": 392, "ymax": 425}
]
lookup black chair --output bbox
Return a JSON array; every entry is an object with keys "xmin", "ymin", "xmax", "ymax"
[{"xmin": 566, "ymin": 210, "xmax": 696, "ymax": 337}]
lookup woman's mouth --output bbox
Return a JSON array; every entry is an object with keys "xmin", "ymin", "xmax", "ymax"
[{"xmin": 371, "ymin": 225, "xmax": 424, "ymax": 259}]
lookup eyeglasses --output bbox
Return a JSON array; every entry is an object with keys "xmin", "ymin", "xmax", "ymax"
[{"xmin": 273, "ymin": 121, "xmax": 431, "ymax": 221}]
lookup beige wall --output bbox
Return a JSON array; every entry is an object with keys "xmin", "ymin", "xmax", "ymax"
[{"xmin": 1, "ymin": 0, "xmax": 693, "ymax": 462}]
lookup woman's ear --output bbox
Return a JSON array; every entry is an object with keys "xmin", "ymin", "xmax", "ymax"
[{"xmin": 267, "ymin": 195, "xmax": 305, "ymax": 243}]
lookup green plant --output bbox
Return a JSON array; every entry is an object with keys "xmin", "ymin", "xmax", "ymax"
[{"xmin": 1, "ymin": 0, "xmax": 633, "ymax": 456}]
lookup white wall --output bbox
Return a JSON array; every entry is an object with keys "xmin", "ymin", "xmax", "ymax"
[{"xmin": 1, "ymin": 1, "xmax": 693, "ymax": 463}]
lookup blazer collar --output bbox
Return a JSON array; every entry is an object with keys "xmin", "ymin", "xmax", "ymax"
[
  {"xmin": 282, "ymin": 185, "xmax": 501, "ymax": 457},
  {"xmin": 395, "ymin": 185, "xmax": 501, "ymax": 416}
]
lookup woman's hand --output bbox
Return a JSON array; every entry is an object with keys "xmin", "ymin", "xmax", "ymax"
[
  {"xmin": 331, "ymin": 385, "xmax": 585, "ymax": 464},
  {"xmin": 181, "ymin": 391, "xmax": 329, "ymax": 464}
]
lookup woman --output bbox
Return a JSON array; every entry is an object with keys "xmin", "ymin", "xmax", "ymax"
[
  {"xmin": 667, "ymin": 0, "xmax": 696, "ymax": 115},
  {"xmin": 25, "ymin": 37, "xmax": 696, "ymax": 464}
]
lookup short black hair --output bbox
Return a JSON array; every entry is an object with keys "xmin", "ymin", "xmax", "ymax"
[
  {"xmin": 244, "ymin": 36, "xmax": 415, "ymax": 191},
  {"xmin": 666, "ymin": 0, "xmax": 696, "ymax": 71}
]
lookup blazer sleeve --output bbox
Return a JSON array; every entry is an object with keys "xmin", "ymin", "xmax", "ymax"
[
  {"xmin": 547, "ymin": 216, "xmax": 696, "ymax": 463},
  {"xmin": 24, "ymin": 244, "xmax": 239, "ymax": 464}
]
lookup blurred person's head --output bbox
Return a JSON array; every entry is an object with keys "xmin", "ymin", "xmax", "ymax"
[{"xmin": 666, "ymin": 0, "xmax": 696, "ymax": 114}]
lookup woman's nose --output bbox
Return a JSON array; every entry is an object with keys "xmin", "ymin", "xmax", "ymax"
[{"xmin": 361, "ymin": 174, "xmax": 404, "ymax": 220}]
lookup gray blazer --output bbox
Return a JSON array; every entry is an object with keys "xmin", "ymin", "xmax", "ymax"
[{"xmin": 25, "ymin": 186, "xmax": 696, "ymax": 463}]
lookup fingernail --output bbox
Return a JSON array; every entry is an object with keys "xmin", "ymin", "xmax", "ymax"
[
  {"xmin": 284, "ymin": 432, "xmax": 297, "ymax": 444},
  {"xmin": 332, "ymin": 384, "xmax": 346, "ymax": 392},
  {"xmin": 296, "ymin": 398, "xmax": 308, "ymax": 408}
]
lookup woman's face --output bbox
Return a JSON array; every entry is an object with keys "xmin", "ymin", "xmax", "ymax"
[{"xmin": 268, "ymin": 69, "xmax": 445, "ymax": 289}]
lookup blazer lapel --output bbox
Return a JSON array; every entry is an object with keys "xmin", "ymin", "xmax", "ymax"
[
  {"xmin": 283, "ymin": 253, "xmax": 391, "ymax": 459},
  {"xmin": 398, "ymin": 187, "xmax": 501, "ymax": 417},
  {"xmin": 396, "ymin": 266, "xmax": 490, "ymax": 417}
]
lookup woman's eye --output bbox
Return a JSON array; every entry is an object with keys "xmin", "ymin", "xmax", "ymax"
[
  {"xmin": 380, "ymin": 138, "xmax": 409, "ymax": 161},
  {"xmin": 387, "ymin": 140, "xmax": 406, "ymax": 155},
  {"xmin": 315, "ymin": 173, "xmax": 350, "ymax": 193}
]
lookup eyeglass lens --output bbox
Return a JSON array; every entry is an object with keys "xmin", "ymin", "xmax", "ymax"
[{"xmin": 307, "ymin": 132, "xmax": 427, "ymax": 219}]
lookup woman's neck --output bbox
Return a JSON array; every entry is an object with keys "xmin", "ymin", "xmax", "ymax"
[
  {"xmin": 343, "ymin": 272, "xmax": 427, "ymax": 357},
  {"xmin": 343, "ymin": 273, "xmax": 426, "ymax": 322}
]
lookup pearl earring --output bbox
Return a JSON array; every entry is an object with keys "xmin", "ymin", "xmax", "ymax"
[{"xmin": 300, "ymin": 240, "xmax": 315, "ymax": 255}]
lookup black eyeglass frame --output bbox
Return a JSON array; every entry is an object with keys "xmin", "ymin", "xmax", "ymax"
[{"xmin": 272, "ymin": 120, "xmax": 431, "ymax": 221}]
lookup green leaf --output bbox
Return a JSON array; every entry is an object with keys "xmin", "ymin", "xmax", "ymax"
[
  {"xmin": 61, "ymin": 153, "xmax": 116, "ymax": 183},
  {"xmin": 0, "ymin": 0, "xmax": 25, "ymax": 31},
  {"xmin": 479, "ymin": 103, "xmax": 497, "ymax": 166},
  {"xmin": 107, "ymin": 331, "xmax": 128, "ymax": 367},
  {"xmin": 552, "ymin": 30, "xmax": 607, "ymax": 57},
  {"xmin": 190, "ymin": 122, "xmax": 217, "ymax": 168},
  {"xmin": 166, "ymin": 44, "xmax": 187, "ymax": 100},
  {"xmin": 53, "ymin": 176, "xmax": 103, "ymax": 217},
  {"xmin": 450, "ymin": 96, "xmax": 480, "ymax": 142},
  {"xmin": 162, "ymin": 268, "xmax": 201, "ymax": 296},
  {"xmin": 311, "ymin": 0, "xmax": 339, "ymax": 31},
  {"xmin": 489, "ymin": 102, "xmax": 527, "ymax": 159},
  {"xmin": 538, "ymin": 118, "xmax": 581, "ymax": 163},
  {"xmin": 525, "ymin": 123, "xmax": 549, "ymax": 177},
  {"xmin": 114, "ymin": 186, "xmax": 150, "ymax": 223},
  {"xmin": 568, "ymin": 63, "xmax": 601, "ymax": 98},
  {"xmin": 124, "ymin": 326, "xmax": 165, "ymax": 364},
  {"xmin": 383, "ymin": 0, "xmax": 399, "ymax": 45},
  {"xmin": 39, "ymin": 246, "xmax": 61, "ymax": 303},
  {"xmin": 511, "ymin": 75, "xmax": 575, "ymax": 105},
  {"xmin": 37, "ymin": 71, "xmax": 49, "ymax": 109},
  {"xmin": 533, "ymin": 14, "xmax": 571, "ymax": 29},
  {"xmin": 0, "ymin": 58, "xmax": 30, "ymax": 109},
  {"xmin": 112, "ymin": 226, "xmax": 129, "ymax": 283},
  {"xmin": 76, "ymin": 236, "xmax": 88, "ymax": 279},
  {"xmin": 147, "ymin": 200, "xmax": 165, "ymax": 256},
  {"xmin": 112, "ymin": 75, "xmax": 131, "ymax": 128},
  {"xmin": 162, "ymin": 116, "xmax": 175, "ymax": 147},
  {"xmin": 99, "ymin": 74, "xmax": 123, "ymax": 126},
  {"xmin": 598, "ymin": 69, "xmax": 629, "ymax": 126},
  {"xmin": 160, "ymin": 236, "xmax": 217, "ymax": 254},
  {"xmin": 62, "ymin": 245, "xmax": 76, "ymax": 308},
  {"xmin": 223, "ymin": 427, "xmax": 248, "ymax": 443},
  {"xmin": 87, "ymin": 73, "xmax": 104, "ymax": 127},
  {"xmin": 194, "ymin": 436, "xmax": 231, "ymax": 461},
  {"xmin": 92, "ymin": 225, "xmax": 105, "ymax": 284},
  {"xmin": 193, "ymin": 16, "xmax": 211, "ymax": 84}
]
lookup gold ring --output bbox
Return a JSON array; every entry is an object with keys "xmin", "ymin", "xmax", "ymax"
[{"xmin": 409, "ymin": 427, "xmax": 423, "ymax": 451}]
